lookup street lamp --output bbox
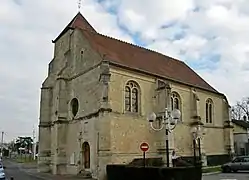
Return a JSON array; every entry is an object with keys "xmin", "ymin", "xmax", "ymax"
[
  {"xmin": 147, "ymin": 108, "xmax": 181, "ymax": 167},
  {"xmin": 190, "ymin": 125, "xmax": 202, "ymax": 166}
]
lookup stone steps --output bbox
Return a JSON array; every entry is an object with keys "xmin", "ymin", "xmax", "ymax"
[{"xmin": 78, "ymin": 170, "xmax": 92, "ymax": 179}]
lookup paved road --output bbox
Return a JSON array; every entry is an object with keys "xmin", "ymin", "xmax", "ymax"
[
  {"xmin": 2, "ymin": 159, "xmax": 92, "ymax": 180},
  {"xmin": 5, "ymin": 159, "xmax": 248, "ymax": 180},
  {"xmin": 3, "ymin": 160, "xmax": 43, "ymax": 180},
  {"xmin": 203, "ymin": 172, "xmax": 249, "ymax": 180}
]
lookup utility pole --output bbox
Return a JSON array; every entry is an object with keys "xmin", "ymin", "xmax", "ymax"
[
  {"xmin": 1, "ymin": 131, "xmax": 4, "ymax": 158},
  {"xmin": 32, "ymin": 127, "xmax": 36, "ymax": 160}
]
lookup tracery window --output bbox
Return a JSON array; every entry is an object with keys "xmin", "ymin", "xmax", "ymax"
[
  {"xmin": 125, "ymin": 81, "xmax": 139, "ymax": 113},
  {"xmin": 206, "ymin": 98, "xmax": 213, "ymax": 123},
  {"xmin": 170, "ymin": 92, "xmax": 182, "ymax": 121},
  {"xmin": 171, "ymin": 92, "xmax": 181, "ymax": 110}
]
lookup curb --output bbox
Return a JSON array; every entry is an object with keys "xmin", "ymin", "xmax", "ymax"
[
  {"xmin": 24, "ymin": 172, "xmax": 50, "ymax": 180},
  {"xmin": 202, "ymin": 171, "xmax": 221, "ymax": 176},
  {"xmin": 26, "ymin": 172, "xmax": 55, "ymax": 180}
]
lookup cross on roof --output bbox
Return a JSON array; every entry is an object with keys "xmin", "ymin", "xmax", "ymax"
[{"xmin": 78, "ymin": 0, "xmax": 82, "ymax": 11}]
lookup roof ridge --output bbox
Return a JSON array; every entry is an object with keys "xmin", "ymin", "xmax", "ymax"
[
  {"xmin": 95, "ymin": 32, "xmax": 184, "ymax": 63},
  {"xmin": 78, "ymin": 27, "xmax": 182, "ymax": 63}
]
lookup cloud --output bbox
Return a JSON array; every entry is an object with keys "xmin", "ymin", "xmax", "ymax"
[
  {"xmin": 1, "ymin": 0, "xmax": 249, "ymax": 141},
  {"xmin": 0, "ymin": 0, "xmax": 133, "ymax": 141},
  {"xmin": 116, "ymin": 0, "xmax": 194, "ymax": 34},
  {"xmin": 110, "ymin": 0, "xmax": 249, "ymax": 104}
]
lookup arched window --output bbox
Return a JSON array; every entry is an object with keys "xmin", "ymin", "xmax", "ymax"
[
  {"xmin": 124, "ymin": 81, "xmax": 140, "ymax": 113},
  {"xmin": 206, "ymin": 99, "xmax": 213, "ymax": 123},
  {"xmin": 170, "ymin": 92, "xmax": 182, "ymax": 121},
  {"xmin": 171, "ymin": 92, "xmax": 181, "ymax": 110}
]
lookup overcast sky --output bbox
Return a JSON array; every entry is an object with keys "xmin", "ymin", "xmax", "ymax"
[{"xmin": 1, "ymin": 0, "xmax": 249, "ymax": 142}]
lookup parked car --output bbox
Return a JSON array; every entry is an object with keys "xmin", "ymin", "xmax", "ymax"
[
  {"xmin": 221, "ymin": 156, "xmax": 249, "ymax": 173},
  {"xmin": 0, "ymin": 163, "xmax": 6, "ymax": 180}
]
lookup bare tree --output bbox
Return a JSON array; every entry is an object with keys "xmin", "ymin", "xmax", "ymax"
[
  {"xmin": 231, "ymin": 106, "xmax": 243, "ymax": 120},
  {"xmin": 231, "ymin": 97, "xmax": 249, "ymax": 121}
]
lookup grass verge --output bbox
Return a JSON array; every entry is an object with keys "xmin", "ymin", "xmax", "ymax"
[
  {"xmin": 202, "ymin": 165, "xmax": 221, "ymax": 173},
  {"xmin": 15, "ymin": 156, "xmax": 37, "ymax": 164}
]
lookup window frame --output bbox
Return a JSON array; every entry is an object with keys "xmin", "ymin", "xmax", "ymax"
[
  {"xmin": 70, "ymin": 98, "xmax": 79, "ymax": 118},
  {"xmin": 171, "ymin": 91, "xmax": 182, "ymax": 121},
  {"xmin": 124, "ymin": 81, "xmax": 140, "ymax": 113},
  {"xmin": 205, "ymin": 98, "xmax": 213, "ymax": 124}
]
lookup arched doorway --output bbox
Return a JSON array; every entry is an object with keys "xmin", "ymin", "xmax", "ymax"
[{"xmin": 82, "ymin": 142, "xmax": 90, "ymax": 169}]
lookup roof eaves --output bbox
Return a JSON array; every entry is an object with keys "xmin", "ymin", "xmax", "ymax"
[
  {"xmin": 108, "ymin": 60, "xmax": 223, "ymax": 95},
  {"xmin": 52, "ymin": 27, "xmax": 75, "ymax": 43},
  {"xmin": 222, "ymin": 94, "xmax": 230, "ymax": 107},
  {"xmin": 180, "ymin": 61, "xmax": 218, "ymax": 93},
  {"xmin": 98, "ymin": 32, "xmax": 184, "ymax": 63}
]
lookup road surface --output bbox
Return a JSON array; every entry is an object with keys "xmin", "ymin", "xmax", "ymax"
[
  {"xmin": 203, "ymin": 172, "xmax": 249, "ymax": 180},
  {"xmin": 3, "ymin": 160, "xmax": 43, "ymax": 180},
  {"xmin": 4, "ymin": 159, "xmax": 248, "ymax": 180},
  {"xmin": 2, "ymin": 159, "xmax": 92, "ymax": 180}
]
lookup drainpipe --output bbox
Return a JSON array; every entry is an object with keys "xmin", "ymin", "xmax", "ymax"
[{"xmin": 96, "ymin": 132, "xmax": 100, "ymax": 179}]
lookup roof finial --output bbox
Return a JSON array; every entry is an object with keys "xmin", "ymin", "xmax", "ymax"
[{"xmin": 78, "ymin": 0, "xmax": 82, "ymax": 12}]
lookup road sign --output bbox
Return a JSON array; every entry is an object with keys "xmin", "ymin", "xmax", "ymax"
[{"xmin": 140, "ymin": 142, "xmax": 149, "ymax": 152}]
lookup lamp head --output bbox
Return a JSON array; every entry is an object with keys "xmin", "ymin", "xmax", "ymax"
[
  {"xmin": 147, "ymin": 112, "xmax": 157, "ymax": 122},
  {"xmin": 191, "ymin": 127, "xmax": 197, "ymax": 134},
  {"xmin": 169, "ymin": 118, "xmax": 177, "ymax": 125}
]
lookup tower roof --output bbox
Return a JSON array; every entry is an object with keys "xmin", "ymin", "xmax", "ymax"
[{"xmin": 52, "ymin": 12, "xmax": 96, "ymax": 43}]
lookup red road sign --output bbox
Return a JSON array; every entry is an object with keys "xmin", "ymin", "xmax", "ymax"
[{"xmin": 140, "ymin": 142, "xmax": 149, "ymax": 152}]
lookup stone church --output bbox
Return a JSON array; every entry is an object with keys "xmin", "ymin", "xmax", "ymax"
[{"xmin": 38, "ymin": 12, "xmax": 234, "ymax": 179}]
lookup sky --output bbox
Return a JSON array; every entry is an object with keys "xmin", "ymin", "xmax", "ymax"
[{"xmin": 1, "ymin": 0, "xmax": 249, "ymax": 142}]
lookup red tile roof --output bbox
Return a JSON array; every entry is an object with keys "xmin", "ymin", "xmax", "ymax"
[
  {"xmin": 53, "ymin": 13, "xmax": 219, "ymax": 94},
  {"xmin": 53, "ymin": 12, "xmax": 96, "ymax": 43}
]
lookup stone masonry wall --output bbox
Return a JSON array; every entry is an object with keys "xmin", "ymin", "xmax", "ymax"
[
  {"xmin": 108, "ymin": 66, "xmax": 230, "ymax": 165},
  {"xmin": 39, "ymin": 27, "xmax": 106, "ymax": 175}
]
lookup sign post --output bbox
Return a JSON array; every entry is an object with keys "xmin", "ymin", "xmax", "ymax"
[{"xmin": 140, "ymin": 142, "xmax": 149, "ymax": 167}]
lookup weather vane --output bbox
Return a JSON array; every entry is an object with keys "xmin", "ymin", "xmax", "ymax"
[{"xmin": 78, "ymin": 0, "xmax": 82, "ymax": 11}]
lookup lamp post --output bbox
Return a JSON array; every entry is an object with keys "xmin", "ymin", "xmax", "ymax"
[
  {"xmin": 147, "ymin": 108, "xmax": 181, "ymax": 167},
  {"xmin": 191, "ymin": 125, "xmax": 202, "ymax": 166}
]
